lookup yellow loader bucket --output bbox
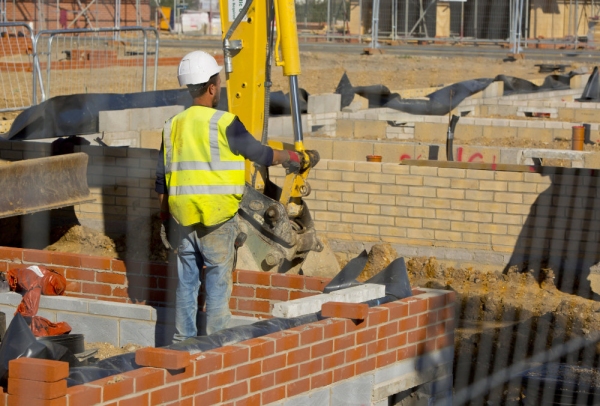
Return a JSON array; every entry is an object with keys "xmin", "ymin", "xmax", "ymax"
[{"xmin": 0, "ymin": 153, "xmax": 93, "ymax": 218}]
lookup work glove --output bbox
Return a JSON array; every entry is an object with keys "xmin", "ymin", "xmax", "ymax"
[
  {"xmin": 159, "ymin": 212, "xmax": 173, "ymax": 250},
  {"xmin": 281, "ymin": 150, "xmax": 303, "ymax": 173}
]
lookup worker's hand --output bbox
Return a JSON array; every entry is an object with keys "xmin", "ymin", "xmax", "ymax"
[
  {"xmin": 159, "ymin": 212, "xmax": 173, "ymax": 250},
  {"xmin": 281, "ymin": 150, "xmax": 303, "ymax": 173}
]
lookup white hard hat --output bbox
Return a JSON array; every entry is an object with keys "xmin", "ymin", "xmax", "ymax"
[{"xmin": 177, "ymin": 51, "xmax": 222, "ymax": 86}]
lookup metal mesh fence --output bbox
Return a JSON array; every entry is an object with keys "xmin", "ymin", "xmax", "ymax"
[
  {"xmin": 0, "ymin": 23, "xmax": 36, "ymax": 112},
  {"xmin": 33, "ymin": 26, "xmax": 158, "ymax": 103}
]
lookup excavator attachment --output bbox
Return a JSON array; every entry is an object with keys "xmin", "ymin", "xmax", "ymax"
[{"xmin": 0, "ymin": 153, "xmax": 92, "ymax": 219}]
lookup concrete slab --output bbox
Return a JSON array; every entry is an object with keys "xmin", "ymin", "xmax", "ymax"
[
  {"xmin": 89, "ymin": 301, "xmax": 153, "ymax": 321},
  {"xmin": 331, "ymin": 374, "xmax": 374, "ymax": 405},
  {"xmin": 58, "ymin": 313, "xmax": 119, "ymax": 346},
  {"xmin": 271, "ymin": 284, "xmax": 385, "ymax": 318},
  {"xmin": 39, "ymin": 296, "xmax": 89, "ymax": 313}
]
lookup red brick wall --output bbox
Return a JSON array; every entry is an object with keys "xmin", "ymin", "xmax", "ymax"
[
  {"xmin": 0, "ymin": 279, "xmax": 455, "ymax": 405},
  {"xmin": 6, "ymin": 1, "xmax": 151, "ymax": 31}
]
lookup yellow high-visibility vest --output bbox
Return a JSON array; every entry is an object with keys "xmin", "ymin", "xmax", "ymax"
[{"xmin": 163, "ymin": 106, "xmax": 245, "ymax": 227}]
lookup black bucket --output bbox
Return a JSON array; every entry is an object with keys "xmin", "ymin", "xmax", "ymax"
[{"xmin": 37, "ymin": 334, "xmax": 85, "ymax": 355}]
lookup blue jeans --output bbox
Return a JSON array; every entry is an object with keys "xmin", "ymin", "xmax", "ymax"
[{"xmin": 173, "ymin": 214, "xmax": 238, "ymax": 342}]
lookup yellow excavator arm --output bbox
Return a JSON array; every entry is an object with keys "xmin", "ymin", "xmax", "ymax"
[{"xmin": 218, "ymin": 0, "xmax": 332, "ymax": 274}]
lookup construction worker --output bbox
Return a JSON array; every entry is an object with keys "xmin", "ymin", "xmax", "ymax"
[{"xmin": 155, "ymin": 51, "xmax": 311, "ymax": 341}]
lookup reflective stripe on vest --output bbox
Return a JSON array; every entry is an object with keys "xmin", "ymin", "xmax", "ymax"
[{"xmin": 163, "ymin": 107, "xmax": 245, "ymax": 226}]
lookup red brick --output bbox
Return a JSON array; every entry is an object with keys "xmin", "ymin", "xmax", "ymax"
[
  {"xmin": 287, "ymin": 347, "xmax": 310, "ymax": 365},
  {"xmin": 367, "ymin": 307, "xmax": 389, "ymax": 327},
  {"xmin": 8, "ymin": 378, "xmax": 66, "ymax": 399},
  {"xmin": 238, "ymin": 299, "xmax": 270, "ymax": 314},
  {"xmin": 304, "ymin": 276, "xmax": 330, "ymax": 292},
  {"xmin": 424, "ymin": 338, "xmax": 436, "ymax": 352},
  {"xmin": 427, "ymin": 323, "xmax": 446, "ymax": 338},
  {"xmin": 236, "ymin": 270, "xmax": 271, "ymax": 286},
  {"xmin": 250, "ymin": 373, "xmax": 274, "ymax": 392},
  {"xmin": 208, "ymin": 368, "xmax": 235, "ymax": 388},
  {"xmin": 262, "ymin": 353, "xmax": 286, "ymax": 372},
  {"xmin": 255, "ymin": 287, "xmax": 288, "ymax": 301},
  {"xmin": 195, "ymin": 388, "xmax": 221, "ymax": 405},
  {"xmin": 321, "ymin": 302, "xmax": 368, "ymax": 320},
  {"xmin": 235, "ymin": 393, "xmax": 261, "ymax": 406},
  {"xmin": 427, "ymin": 294, "xmax": 446, "ymax": 310},
  {"xmin": 66, "ymin": 384, "xmax": 101, "ymax": 405},
  {"xmin": 377, "ymin": 321, "xmax": 399, "ymax": 338},
  {"xmin": 355, "ymin": 357, "xmax": 376, "ymax": 375},
  {"xmin": 408, "ymin": 298, "xmax": 428, "ymax": 315},
  {"xmin": 95, "ymin": 272, "xmax": 126, "ymax": 285},
  {"xmin": 418, "ymin": 312, "xmax": 437, "ymax": 327},
  {"xmin": 311, "ymin": 340, "xmax": 333, "ymax": 358},
  {"xmin": 0, "ymin": 247, "xmax": 22, "ymax": 261},
  {"xmin": 120, "ymin": 393, "xmax": 149, "ymax": 406},
  {"xmin": 240, "ymin": 338, "xmax": 275, "ymax": 360},
  {"xmin": 299, "ymin": 359, "xmax": 322, "ymax": 376},
  {"xmin": 275, "ymin": 365, "xmax": 299, "ymax": 385},
  {"xmin": 231, "ymin": 285, "xmax": 255, "ymax": 298},
  {"xmin": 367, "ymin": 338, "xmax": 387, "ymax": 355},
  {"xmin": 91, "ymin": 375, "xmax": 133, "ymax": 402},
  {"xmin": 345, "ymin": 345, "xmax": 367, "ymax": 363},
  {"xmin": 289, "ymin": 291, "xmax": 315, "ymax": 300},
  {"xmin": 22, "ymin": 249, "xmax": 54, "ymax": 265},
  {"xmin": 51, "ymin": 253, "xmax": 81, "ymax": 268},
  {"xmin": 287, "ymin": 378, "xmax": 310, "ymax": 397},
  {"xmin": 135, "ymin": 347, "xmax": 190, "ymax": 370},
  {"xmin": 445, "ymin": 291, "xmax": 456, "ymax": 303},
  {"xmin": 399, "ymin": 316, "xmax": 418, "ymax": 331},
  {"xmin": 112, "ymin": 287, "xmax": 129, "ymax": 298},
  {"xmin": 111, "ymin": 260, "xmax": 127, "ymax": 273},
  {"xmin": 8, "ymin": 359, "xmax": 69, "ymax": 382},
  {"xmin": 436, "ymin": 333, "xmax": 455, "ymax": 349},
  {"xmin": 310, "ymin": 371, "xmax": 333, "ymax": 390},
  {"xmin": 144, "ymin": 263, "xmax": 169, "ymax": 277},
  {"xmin": 397, "ymin": 346, "xmax": 412, "ymax": 361},
  {"xmin": 262, "ymin": 385, "xmax": 286, "ymax": 404},
  {"xmin": 382, "ymin": 302, "xmax": 409, "ymax": 320},
  {"xmin": 334, "ymin": 334, "xmax": 355, "ymax": 352},
  {"xmin": 271, "ymin": 274, "xmax": 304, "ymax": 289},
  {"xmin": 7, "ymin": 395, "xmax": 66, "ymax": 406},
  {"xmin": 80, "ymin": 255, "xmax": 111, "ymax": 270},
  {"xmin": 298, "ymin": 325, "xmax": 324, "ymax": 345},
  {"xmin": 438, "ymin": 306, "xmax": 454, "ymax": 321},
  {"xmin": 388, "ymin": 332, "xmax": 407, "ymax": 349},
  {"xmin": 236, "ymin": 361, "xmax": 262, "ymax": 381},
  {"xmin": 125, "ymin": 368, "xmax": 165, "ymax": 392},
  {"xmin": 181, "ymin": 376, "xmax": 208, "ymax": 397},
  {"xmin": 82, "ymin": 283, "xmax": 111, "ymax": 296},
  {"xmin": 195, "ymin": 352, "xmax": 223, "ymax": 375},
  {"xmin": 212, "ymin": 345, "xmax": 249, "ymax": 368},
  {"xmin": 272, "ymin": 331, "xmax": 299, "ymax": 352},
  {"xmin": 65, "ymin": 268, "xmax": 95, "ymax": 281},
  {"xmin": 333, "ymin": 365, "xmax": 355, "ymax": 381},
  {"xmin": 408, "ymin": 328, "xmax": 427, "ymax": 344},
  {"xmin": 356, "ymin": 328, "xmax": 377, "ymax": 345},
  {"xmin": 322, "ymin": 319, "xmax": 346, "ymax": 338},
  {"xmin": 376, "ymin": 350, "xmax": 396, "ymax": 368},
  {"xmin": 323, "ymin": 351, "xmax": 345, "ymax": 370},
  {"xmin": 223, "ymin": 381, "xmax": 247, "ymax": 401},
  {"xmin": 65, "ymin": 281, "xmax": 81, "ymax": 293}
]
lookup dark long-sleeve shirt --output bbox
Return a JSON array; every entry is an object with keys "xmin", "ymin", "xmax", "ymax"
[{"xmin": 155, "ymin": 117, "xmax": 273, "ymax": 194}]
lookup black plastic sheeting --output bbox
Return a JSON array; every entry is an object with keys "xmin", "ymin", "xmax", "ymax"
[
  {"xmin": 0, "ymin": 314, "xmax": 77, "ymax": 385},
  {"xmin": 4, "ymin": 87, "xmax": 308, "ymax": 141},
  {"xmin": 577, "ymin": 66, "xmax": 600, "ymax": 102},
  {"xmin": 335, "ymin": 71, "xmax": 580, "ymax": 116},
  {"xmin": 520, "ymin": 363, "xmax": 600, "ymax": 405}
]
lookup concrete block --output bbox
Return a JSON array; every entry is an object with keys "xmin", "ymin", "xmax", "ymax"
[
  {"xmin": 39, "ymin": 296, "xmax": 89, "ymax": 313},
  {"xmin": 308, "ymin": 93, "xmax": 342, "ymax": 114},
  {"xmin": 103, "ymin": 131, "xmax": 140, "ymax": 148},
  {"xmin": 0, "ymin": 305, "xmax": 15, "ymax": 327},
  {"xmin": 332, "ymin": 140, "xmax": 374, "ymax": 161},
  {"xmin": 268, "ymin": 116, "xmax": 284, "ymax": 137},
  {"xmin": 373, "ymin": 143, "xmax": 415, "ymax": 163},
  {"xmin": 99, "ymin": 110, "xmax": 130, "ymax": 133},
  {"xmin": 120, "ymin": 319, "xmax": 157, "ymax": 347},
  {"xmin": 271, "ymin": 284, "xmax": 385, "ymax": 318},
  {"xmin": 57, "ymin": 313, "xmax": 119, "ymax": 346},
  {"xmin": 575, "ymin": 109, "xmax": 600, "ymax": 123},
  {"xmin": 482, "ymin": 81, "xmax": 503, "ymax": 98},
  {"xmin": 0, "ymin": 292, "xmax": 24, "ymax": 306},
  {"xmin": 571, "ymin": 73, "xmax": 591, "ymax": 89},
  {"xmin": 303, "ymin": 138, "xmax": 334, "ymax": 160},
  {"xmin": 147, "ymin": 106, "xmax": 184, "ymax": 129},
  {"xmin": 89, "ymin": 301, "xmax": 153, "ymax": 320},
  {"xmin": 129, "ymin": 108, "xmax": 151, "ymax": 131},
  {"xmin": 331, "ymin": 374, "xmax": 374, "ymax": 405},
  {"xmin": 414, "ymin": 122, "xmax": 447, "ymax": 142},
  {"xmin": 140, "ymin": 130, "xmax": 163, "ymax": 150},
  {"xmin": 354, "ymin": 120, "xmax": 387, "ymax": 140},
  {"xmin": 284, "ymin": 388, "xmax": 330, "ymax": 406}
]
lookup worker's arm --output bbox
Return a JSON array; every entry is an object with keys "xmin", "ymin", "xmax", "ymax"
[
  {"xmin": 155, "ymin": 142, "xmax": 169, "ymax": 215},
  {"xmin": 226, "ymin": 118, "xmax": 305, "ymax": 167}
]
